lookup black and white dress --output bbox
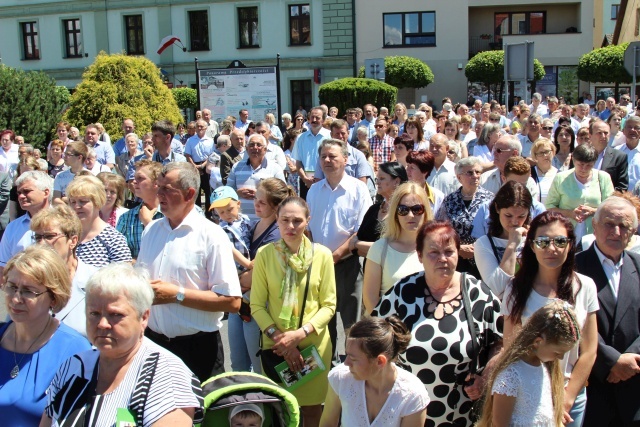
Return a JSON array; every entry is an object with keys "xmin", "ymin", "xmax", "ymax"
[
  {"xmin": 76, "ymin": 225, "xmax": 132, "ymax": 268},
  {"xmin": 45, "ymin": 338, "xmax": 204, "ymax": 427},
  {"xmin": 372, "ymin": 272, "xmax": 502, "ymax": 427}
]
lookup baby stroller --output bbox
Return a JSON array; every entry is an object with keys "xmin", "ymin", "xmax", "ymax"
[{"xmin": 199, "ymin": 372, "xmax": 300, "ymax": 427}]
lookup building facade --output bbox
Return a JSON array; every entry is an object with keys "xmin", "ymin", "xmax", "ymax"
[{"xmin": 0, "ymin": 0, "xmax": 355, "ymax": 115}]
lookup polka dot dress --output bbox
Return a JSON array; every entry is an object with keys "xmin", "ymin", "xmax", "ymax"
[{"xmin": 372, "ymin": 272, "xmax": 502, "ymax": 427}]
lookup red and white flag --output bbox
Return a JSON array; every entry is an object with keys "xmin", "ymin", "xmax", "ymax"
[{"xmin": 157, "ymin": 35, "xmax": 181, "ymax": 54}]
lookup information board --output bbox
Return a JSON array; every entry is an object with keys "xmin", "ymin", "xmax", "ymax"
[{"xmin": 198, "ymin": 66, "xmax": 278, "ymax": 125}]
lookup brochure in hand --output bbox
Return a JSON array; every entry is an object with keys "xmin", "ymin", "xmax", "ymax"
[{"xmin": 275, "ymin": 345, "xmax": 326, "ymax": 391}]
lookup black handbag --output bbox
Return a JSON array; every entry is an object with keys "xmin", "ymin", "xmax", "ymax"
[{"xmin": 259, "ymin": 248, "xmax": 313, "ymax": 383}]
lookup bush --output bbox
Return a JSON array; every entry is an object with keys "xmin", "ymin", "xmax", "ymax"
[
  {"xmin": 0, "ymin": 66, "xmax": 65, "ymax": 150},
  {"xmin": 465, "ymin": 50, "xmax": 545, "ymax": 84},
  {"xmin": 357, "ymin": 56, "xmax": 434, "ymax": 89},
  {"xmin": 319, "ymin": 78, "xmax": 397, "ymax": 113},
  {"xmin": 172, "ymin": 87, "xmax": 198, "ymax": 110},
  {"xmin": 63, "ymin": 52, "xmax": 183, "ymax": 141},
  {"xmin": 577, "ymin": 43, "xmax": 632, "ymax": 84}
]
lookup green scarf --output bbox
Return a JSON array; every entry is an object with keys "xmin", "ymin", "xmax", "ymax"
[{"xmin": 273, "ymin": 235, "xmax": 314, "ymax": 329}]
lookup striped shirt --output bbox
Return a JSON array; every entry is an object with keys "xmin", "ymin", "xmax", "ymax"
[
  {"xmin": 369, "ymin": 134, "xmax": 395, "ymax": 165},
  {"xmin": 76, "ymin": 225, "xmax": 133, "ymax": 267},
  {"xmin": 45, "ymin": 338, "xmax": 203, "ymax": 427},
  {"xmin": 116, "ymin": 204, "xmax": 164, "ymax": 259}
]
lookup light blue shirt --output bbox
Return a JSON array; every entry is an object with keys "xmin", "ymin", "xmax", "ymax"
[
  {"xmin": 185, "ymin": 135, "xmax": 214, "ymax": 162},
  {"xmin": 290, "ymin": 128, "xmax": 331, "ymax": 173},
  {"xmin": 471, "ymin": 199, "xmax": 546, "ymax": 239},
  {"xmin": 90, "ymin": 141, "xmax": 115, "ymax": 166},
  {"xmin": 314, "ymin": 143, "xmax": 370, "ymax": 180},
  {"xmin": 616, "ymin": 143, "xmax": 640, "ymax": 191}
]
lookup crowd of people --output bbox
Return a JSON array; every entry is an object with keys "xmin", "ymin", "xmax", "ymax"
[{"xmin": 0, "ymin": 94, "xmax": 639, "ymax": 427}]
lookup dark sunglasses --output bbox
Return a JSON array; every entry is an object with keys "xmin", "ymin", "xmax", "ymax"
[
  {"xmin": 494, "ymin": 148, "xmax": 513, "ymax": 154},
  {"xmin": 542, "ymin": 126, "xmax": 554, "ymax": 131},
  {"xmin": 532, "ymin": 236, "xmax": 570, "ymax": 249},
  {"xmin": 397, "ymin": 204, "xmax": 425, "ymax": 216}
]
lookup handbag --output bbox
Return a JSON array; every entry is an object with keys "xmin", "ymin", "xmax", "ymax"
[{"xmin": 259, "ymin": 246, "xmax": 314, "ymax": 383}]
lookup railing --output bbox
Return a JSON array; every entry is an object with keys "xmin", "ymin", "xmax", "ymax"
[{"xmin": 469, "ymin": 35, "xmax": 503, "ymax": 58}]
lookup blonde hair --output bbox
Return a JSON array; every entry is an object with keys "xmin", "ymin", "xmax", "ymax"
[
  {"xmin": 66, "ymin": 175, "xmax": 107, "ymax": 209},
  {"xmin": 476, "ymin": 300, "xmax": 581, "ymax": 427},
  {"xmin": 382, "ymin": 182, "xmax": 432, "ymax": 240},
  {"xmin": 97, "ymin": 172, "xmax": 126, "ymax": 208},
  {"xmin": 3, "ymin": 245, "xmax": 71, "ymax": 313},
  {"xmin": 531, "ymin": 137, "xmax": 556, "ymax": 157},
  {"xmin": 31, "ymin": 204, "xmax": 82, "ymax": 240}
]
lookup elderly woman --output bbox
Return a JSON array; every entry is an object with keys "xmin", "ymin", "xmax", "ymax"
[
  {"xmin": 362, "ymin": 182, "xmax": 431, "ymax": 314},
  {"xmin": 474, "ymin": 181, "xmax": 533, "ymax": 299},
  {"xmin": 372, "ymin": 221, "xmax": 502, "ymax": 427},
  {"xmin": 41, "ymin": 263, "xmax": 204, "ymax": 426},
  {"xmin": 530, "ymin": 138, "xmax": 559, "ymax": 204},
  {"xmin": 392, "ymin": 103, "xmax": 408, "ymax": 135},
  {"xmin": 84, "ymin": 147, "xmax": 110, "ymax": 175},
  {"xmin": 502, "ymin": 211, "xmax": 598, "ymax": 426},
  {"xmin": 405, "ymin": 117, "xmax": 428, "ymax": 151},
  {"xmin": 47, "ymin": 139, "xmax": 67, "ymax": 179},
  {"xmin": 553, "ymin": 125, "xmax": 575, "ymax": 172},
  {"xmin": 281, "ymin": 113, "xmax": 293, "ymax": 133},
  {"xmin": 329, "ymin": 106, "xmax": 339, "ymax": 119},
  {"xmin": 350, "ymin": 162, "xmax": 408, "ymax": 257},
  {"xmin": 251, "ymin": 196, "xmax": 336, "ymax": 427},
  {"xmin": 405, "ymin": 150, "xmax": 444, "ymax": 214},
  {"xmin": 96, "ymin": 172, "xmax": 129, "ymax": 227},
  {"xmin": 0, "ymin": 246, "xmax": 90, "ymax": 426},
  {"xmin": 30, "ymin": 204, "xmax": 98, "ymax": 336},
  {"xmin": 265, "ymin": 113, "xmax": 283, "ymax": 144},
  {"xmin": 436, "ymin": 157, "xmax": 494, "ymax": 277},
  {"xmin": 546, "ymin": 143, "xmax": 614, "ymax": 241},
  {"xmin": 115, "ymin": 132, "xmax": 142, "ymax": 178},
  {"xmin": 540, "ymin": 118, "xmax": 555, "ymax": 139},
  {"xmin": 473, "ymin": 123, "xmax": 500, "ymax": 164},
  {"xmin": 66, "ymin": 175, "xmax": 132, "ymax": 267}
]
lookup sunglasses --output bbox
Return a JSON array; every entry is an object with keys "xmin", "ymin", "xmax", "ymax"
[
  {"xmin": 397, "ymin": 204, "xmax": 425, "ymax": 216},
  {"xmin": 447, "ymin": 150, "xmax": 457, "ymax": 155},
  {"xmin": 375, "ymin": 125, "xmax": 385, "ymax": 128},
  {"xmin": 542, "ymin": 126, "xmax": 554, "ymax": 131},
  {"xmin": 532, "ymin": 236, "xmax": 570, "ymax": 249},
  {"xmin": 493, "ymin": 148, "xmax": 513, "ymax": 154}
]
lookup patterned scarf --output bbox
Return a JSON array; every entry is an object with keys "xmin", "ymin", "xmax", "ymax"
[{"xmin": 273, "ymin": 236, "xmax": 313, "ymax": 329}]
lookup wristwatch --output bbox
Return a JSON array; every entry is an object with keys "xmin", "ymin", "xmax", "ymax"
[
  {"xmin": 176, "ymin": 286, "xmax": 185, "ymax": 304},
  {"xmin": 265, "ymin": 326, "xmax": 277, "ymax": 338},
  {"xmin": 302, "ymin": 324, "xmax": 311, "ymax": 337}
]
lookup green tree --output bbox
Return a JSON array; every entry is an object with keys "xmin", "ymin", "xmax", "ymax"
[
  {"xmin": 357, "ymin": 56, "xmax": 434, "ymax": 89},
  {"xmin": 578, "ymin": 43, "xmax": 631, "ymax": 98},
  {"xmin": 465, "ymin": 51, "xmax": 545, "ymax": 102},
  {"xmin": 64, "ymin": 52, "xmax": 182, "ymax": 141},
  {"xmin": 172, "ymin": 87, "xmax": 198, "ymax": 110},
  {"xmin": 0, "ymin": 66, "xmax": 65, "ymax": 149},
  {"xmin": 319, "ymin": 78, "xmax": 397, "ymax": 114}
]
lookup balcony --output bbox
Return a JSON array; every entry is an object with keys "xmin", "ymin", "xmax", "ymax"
[{"xmin": 469, "ymin": 35, "xmax": 502, "ymax": 58}]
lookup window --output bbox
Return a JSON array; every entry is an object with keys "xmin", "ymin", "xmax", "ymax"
[
  {"xmin": 21, "ymin": 21, "xmax": 39, "ymax": 60},
  {"xmin": 238, "ymin": 7, "xmax": 259, "ymax": 48},
  {"xmin": 189, "ymin": 10, "xmax": 209, "ymax": 51},
  {"xmin": 63, "ymin": 19, "xmax": 82, "ymax": 58},
  {"xmin": 290, "ymin": 80, "xmax": 312, "ymax": 116},
  {"xmin": 494, "ymin": 12, "xmax": 545, "ymax": 42},
  {"xmin": 612, "ymin": 4, "xmax": 620, "ymax": 20},
  {"xmin": 289, "ymin": 4, "xmax": 310, "ymax": 45},
  {"xmin": 124, "ymin": 15, "xmax": 144, "ymax": 55},
  {"xmin": 383, "ymin": 12, "xmax": 435, "ymax": 47}
]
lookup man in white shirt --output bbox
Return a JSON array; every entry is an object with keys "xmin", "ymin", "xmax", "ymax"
[
  {"xmin": 290, "ymin": 106, "xmax": 330, "ymax": 199},
  {"xmin": 529, "ymin": 92, "xmax": 548, "ymax": 116},
  {"xmin": 307, "ymin": 138, "xmax": 372, "ymax": 357},
  {"xmin": 139, "ymin": 162, "xmax": 241, "ymax": 381},
  {"xmin": 202, "ymin": 108, "xmax": 220, "ymax": 139},
  {"xmin": 573, "ymin": 104, "xmax": 592, "ymax": 129},
  {"xmin": 253, "ymin": 122, "xmax": 286, "ymax": 170},
  {"xmin": 427, "ymin": 134, "xmax": 459, "ymax": 196},
  {"xmin": 616, "ymin": 116, "xmax": 640, "ymax": 191}
]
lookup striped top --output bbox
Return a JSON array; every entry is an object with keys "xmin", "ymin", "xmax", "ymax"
[
  {"xmin": 45, "ymin": 337, "xmax": 203, "ymax": 427},
  {"xmin": 76, "ymin": 225, "xmax": 133, "ymax": 268}
]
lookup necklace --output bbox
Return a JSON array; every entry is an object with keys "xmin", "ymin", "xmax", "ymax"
[{"xmin": 10, "ymin": 316, "xmax": 52, "ymax": 379}]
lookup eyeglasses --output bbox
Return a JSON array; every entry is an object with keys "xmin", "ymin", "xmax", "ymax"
[
  {"xmin": 32, "ymin": 232, "xmax": 66, "ymax": 243},
  {"xmin": 374, "ymin": 125, "xmax": 385, "ymax": 128},
  {"xmin": 247, "ymin": 143, "xmax": 265, "ymax": 148},
  {"xmin": 535, "ymin": 150, "xmax": 553, "ymax": 157},
  {"xmin": 541, "ymin": 126, "xmax": 554, "ymax": 131},
  {"xmin": 2, "ymin": 284, "xmax": 48, "ymax": 301},
  {"xmin": 447, "ymin": 150, "xmax": 457, "ymax": 155},
  {"xmin": 397, "ymin": 204, "xmax": 425, "ymax": 216},
  {"xmin": 462, "ymin": 170, "xmax": 482, "ymax": 177},
  {"xmin": 493, "ymin": 148, "xmax": 514, "ymax": 154},
  {"xmin": 532, "ymin": 236, "xmax": 570, "ymax": 250}
]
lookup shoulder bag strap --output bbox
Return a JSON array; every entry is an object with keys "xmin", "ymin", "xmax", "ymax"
[
  {"xmin": 460, "ymin": 273, "xmax": 479, "ymax": 375},
  {"xmin": 487, "ymin": 235, "xmax": 502, "ymax": 264},
  {"xmin": 298, "ymin": 244, "xmax": 314, "ymax": 328}
]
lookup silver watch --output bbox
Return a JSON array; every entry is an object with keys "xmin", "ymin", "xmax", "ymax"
[{"xmin": 176, "ymin": 286, "xmax": 185, "ymax": 303}]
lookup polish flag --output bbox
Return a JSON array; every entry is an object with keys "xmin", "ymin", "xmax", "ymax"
[{"xmin": 157, "ymin": 35, "xmax": 181, "ymax": 54}]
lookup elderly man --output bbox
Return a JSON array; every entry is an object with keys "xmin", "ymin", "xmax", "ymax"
[
  {"xmin": 480, "ymin": 134, "xmax": 539, "ymax": 199},
  {"xmin": 314, "ymin": 119, "xmax": 371, "ymax": 185},
  {"xmin": 574, "ymin": 103, "xmax": 591, "ymax": 129},
  {"xmin": 542, "ymin": 96, "xmax": 561, "ymax": 122},
  {"xmin": 600, "ymin": 97, "xmax": 616, "ymax": 120},
  {"xmin": 227, "ymin": 134, "xmax": 285, "ymax": 222},
  {"xmin": 529, "ymin": 92, "xmax": 548, "ymax": 116},
  {"xmin": 368, "ymin": 116, "xmax": 396, "ymax": 168},
  {"xmin": 359, "ymin": 104, "xmax": 376, "ymax": 138},
  {"xmin": 126, "ymin": 120, "xmax": 186, "ymax": 182},
  {"xmin": 290, "ymin": 106, "xmax": 331, "ymax": 199},
  {"xmin": 616, "ymin": 116, "xmax": 640, "ymax": 191},
  {"xmin": 575, "ymin": 197, "xmax": 640, "ymax": 426},
  {"xmin": 220, "ymin": 129, "xmax": 246, "ymax": 185},
  {"xmin": 307, "ymin": 138, "xmax": 372, "ymax": 358},
  {"xmin": 0, "ymin": 171, "xmax": 52, "ymax": 277},
  {"xmin": 427, "ymin": 133, "xmax": 460, "ymax": 196},
  {"xmin": 84, "ymin": 124, "xmax": 115, "ymax": 169},
  {"xmin": 253, "ymin": 121, "xmax": 286, "ymax": 169},
  {"xmin": 112, "ymin": 118, "xmax": 141, "ymax": 155},
  {"xmin": 138, "ymin": 162, "xmax": 241, "ymax": 381},
  {"xmin": 202, "ymin": 108, "xmax": 219, "ymax": 139},
  {"xmin": 590, "ymin": 120, "xmax": 628, "ymax": 191},
  {"xmin": 518, "ymin": 113, "xmax": 542, "ymax": 158},
  {"xmin": 185, "ymin": 119, "xmax": 216, "ymax": 215}
]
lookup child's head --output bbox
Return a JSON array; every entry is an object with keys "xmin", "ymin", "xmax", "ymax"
[
  {"xmin": 210, "ymin": 186, "xmax": 241, "ymax": 223},
  {"xmin": 229, "ymin": 403, "xmax": 263, "ymax": 427}
]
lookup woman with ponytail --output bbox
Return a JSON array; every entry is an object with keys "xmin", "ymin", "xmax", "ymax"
[{"xmin": 320, "ymin": 316, "xmax": 430, "ymax": 427}]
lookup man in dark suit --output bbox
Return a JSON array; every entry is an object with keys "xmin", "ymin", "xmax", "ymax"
[
  {"xmin": 590, "ymin": 120, "xmax": 629, "ymax": 191},
  {"xmin": 575, "ymin": 197, "xmax": 640, "ymax": 426}
]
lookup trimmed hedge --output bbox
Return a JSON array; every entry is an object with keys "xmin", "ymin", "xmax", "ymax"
[
  {"xmin": 319, "ymin": 78, "xmax": 397, "ymax": 114},
  {"xmin": 465, "ymin": 50, "xmax": 545, "ymax": 84},
  {"xmin": 577, "ymin": 43, "xmax": 632, "ymax": 84},
  {"xmin": 172, "ymin": 87, "xmax": 198, "ymax": 110},
  {"xmin": 357, "ymin": 56, "xmax": 434, "ymax": 89}
]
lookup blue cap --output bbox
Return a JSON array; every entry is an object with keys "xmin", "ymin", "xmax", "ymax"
[{"xmin": 209, "ymin": 186, "xmax": 239, "ymax": 209}]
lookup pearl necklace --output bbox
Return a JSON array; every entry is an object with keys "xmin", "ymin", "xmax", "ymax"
[{"xmin": 9, "ymin": 316, "xmax": 52, "ymax": 379}]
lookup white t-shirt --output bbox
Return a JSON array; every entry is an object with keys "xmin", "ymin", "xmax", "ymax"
[
  {"xmin": 366, "ymin": 238, "xmax": 423, "ymax": 295},
  {"xmin": 328, "ymin": 363, "xmax": 430, "ymax": 427},
  {"xmin": 502, "ymin": 273, "xmax": 599, "ymax": 379},
  {"xmin": 474, "ymin": 235, "xmax": 525, "ymax": 299}
]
